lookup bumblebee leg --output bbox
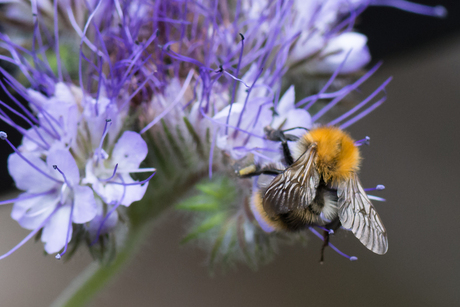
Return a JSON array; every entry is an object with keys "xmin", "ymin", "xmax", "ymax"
[
  {"xmin": 325, "ymin": 217, "xmax": 342, "ymax": 233},
  {"xmin": 264, "ymin": 126, "xmax": 298, "ymax": 166},
  {"xmin": 237, "ymin": 164, "xmax": 283, "ymax": 178},
  {"xmin": 319, "ymin": 217, "xmax": 342, "ymax": 263}
]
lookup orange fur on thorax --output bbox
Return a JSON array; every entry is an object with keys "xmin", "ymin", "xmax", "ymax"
[{"xmin": 300, "ymin": 126, "xmax": 361, "ymax": 185}]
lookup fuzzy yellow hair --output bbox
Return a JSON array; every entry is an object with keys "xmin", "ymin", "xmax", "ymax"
[{"xmin": 300, "ymin": 126, "xmax": 361, "ymax": 185}]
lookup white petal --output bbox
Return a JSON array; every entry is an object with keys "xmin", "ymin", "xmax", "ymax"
[
  {"xmin": 72, "ymin": 185, "xmax": 97, "ymax": 223},
  {"xmin": 8, "ymin": 153, "xmax": 56, "ymax": 193},
  {"xmin": 276, "ymin": 86, "xmax": 295, "ymax": 116},
  {"xmin": 96, "ymin": 174, "xmax": 149, "ymax": 207},
  {"xmin": 111, "ymin": 131, "xmax": 148, "ymax": 170},
  {"xmin": 42, "ymin": 205, "xmax": 72, "ymax": 254},
  {"xmin": 12, "ymin": 192, "xmax": 59, "ymax": 230},
  {"xmin": 306, "ymin": 32, "xmax": 371, "ymax": 74},
  {"xmin": 46, "ymin": 149, "xmax": 80, "ymax": 186}
]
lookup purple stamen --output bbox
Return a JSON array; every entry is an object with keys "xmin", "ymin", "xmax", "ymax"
[
  {"xmin": 370, "ymin": 0, "xmax": 447, "ymax": 18},
  {"xmin": 299, "ymin": 49, "xmax": 353, "ymax": 110},
  {"xmin": 225, "ymin": 33, "xmax": 245, "ymax": 135},
  {"xmin": 95, "ymin": 119, "xmax": 112, "ymax": 166},
  {"xmin": 312, "ymin": 63, "xmax": 384, "ymax": 121},
  {"xmin": 90, "ymin": 178, "xmax": 126, "ymax": 246},
  {"xmin": 1, "ymin": 78, "xmax": 61, "ymax": 141},
  {"xmin": 55, "ymin": 201, "xmax": 75, "ymax": 260},
  {"xmin": 0, "ymin": 80, "xmax": 38, "ymax": 125},
  {"xmin": 364, "ymin": 185, "xmax": 385, "ymax": 192},
  {"xmin": 199, "ymin": 107, "xmax": 265, "ymax": 139},
  {"xmin": 140, "ymin": 69, "xmax": 194, "ymax": 134},
  {"xmin": 234, "ymin": 68, "xmax": 263, "ymax": 137},
  {"xmin": 0, "ymin": 203, "xmax": 61, "ymax": 260},
  {"xmin": 222, "ymin": 71, "xmax": 250, "ymax": 87},
  {"xmin": 106, "ymin": 171, "xmax": 156, "ymax": 186},
  {"xmin": 309, "ymin": 227, "xmax": 357, "ymax": 261},
  {"xmin": 340, "ymin": 95, "xmax": 387, "ymax": 129},
  {"xmin": 52, "ymin": 165, "xmax": 73, "ymax": 189},
  {"xmin": 317, "ymin": 226, "xmax": 335, "ymax": 234},
  {"xmin": 0, "ymin": 132, "xmax": 62, "ymax": 183},
  {"xmin": 355, "ymin": 136, "xmax": 370, "ymax": 146},
  {"xmin": 99, "ymin": 164, "xmax": 119, "ymax": 182},
  {"xmin": 0, "ymin": 190, "xmax": 56, "ymax": 206},
  {"xmin": 367, "ymin": 195, "xmax": 386, "ymax": 202},
  {"xmin": 120, "ymin": 71, "xmax": 157, "ymax": 111},
  {"xmin": 328, "ymin": 77, "xmax": 392, "ymax": 126},
  {"xmin": 0, "ymin": 95, "xmax": 51, "ymax": 149}
]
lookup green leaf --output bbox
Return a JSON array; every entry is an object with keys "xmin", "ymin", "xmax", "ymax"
[
  {"xmin": 175, "ymin": 196, "xmax": 220, "ymax": 211},
  {"xmin": 180, "ymin": 213, "xmax": 227, "ymax": 244}
]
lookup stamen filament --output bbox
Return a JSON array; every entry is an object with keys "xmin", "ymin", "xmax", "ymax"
[
  {"xmin": 0, "ymin": 203, "xmax": 61, "ymax": 260},
  {"xmin": 106, "ymin": 171, "xmax": 155, "ymax": 186},
  {"xmin": 225, "ymin": 33, "xmax": 245, "ymax": 135},
  {"xmin": 55, "ymin": 201, "xmax": 75, "ymax": 259},
  {"xmin": 0, "ymin": 132, "xmax": 62, "ymax": 184},
  {"xmin": 370, "ymin": 0, "xmax": 447, "ymax": 18},
  {"xmin": 0, "ymin": 190, "xmax": 56, "ymax": 205},
  {"xmin": 364, "ymin": 185, "xmax": 385, "ymax": 192}
]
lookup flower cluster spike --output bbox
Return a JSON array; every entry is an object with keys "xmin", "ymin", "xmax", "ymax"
[{"xmin": 0, "ymin": 0, "xmax": 444, "ymax": 268}]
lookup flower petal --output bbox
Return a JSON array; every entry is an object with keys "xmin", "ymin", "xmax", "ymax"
[
  {"xmin": 111, "ymin": 131, "xmax": 148, "ymax": 170},
  {"xmin": 72, "ymin": 185, "xmax": 97, "ymax": 223},
  {"xmin": 276, "ymin": 86, "xmax": 295, "ymax": 117},
  {"xmin": 7, "ymin": 152, "xmax": 56, "ymax": 193},
  {"xmin": 12, "ymin": 192, "xmax": 59, "ymax": 230},
  {"xmin": 41, "ymin": 205, "xmax": 72, "ymax": 254},
  {"xmin": 306, "ymin": 32, "xmax": 371, "ymax": 74},
  {"xmin": 46, "ymin": 149, "xmax": 80, "ymax": 186}
]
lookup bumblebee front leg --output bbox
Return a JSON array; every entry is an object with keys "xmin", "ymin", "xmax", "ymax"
[
  {"xmin": 237, "ymin": 164, "xmax": 283, "ymax": 178},
  {"xmin": 264, "ymin": 126, "xmax": 299, "ymax": 166}
]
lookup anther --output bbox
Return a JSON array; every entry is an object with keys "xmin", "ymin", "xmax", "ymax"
[
  {"xmin": 0, "ymin": 131, "xmax": 7, "ymax": 140},
  {"xmin": 239, "ymin": 33, "xmax": 245, "ymax": 41},
  {"xmin": 55, "ymin": 253, "xmax": 61, "ymax": 260},
  {"xmin": 349, "ymin": 256, "xmax": 358, "ymax": 261},
  {"xmin": 355, "ymin": 136, "xmax": 370, "ymax": 146},
  {"xmin": 217, "ymin": 65, "xmax": 223, "ymax": 73},
  {"xmin": 434, "ymin": 5, "xmax": 447, "ymax": 18},
  {"xmin": 53, "ymin": 165, "xmax": 72, "ymax": 188}
]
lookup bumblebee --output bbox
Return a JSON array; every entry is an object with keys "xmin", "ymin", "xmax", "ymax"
[{"xmin": 238, "ymin": 126, "xmax": 388, "ymax": 259}]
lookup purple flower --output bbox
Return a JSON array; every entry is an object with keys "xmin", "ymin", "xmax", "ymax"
[{"xmin": 8, "ymin": 149, "xmax": 97, "ymax": 254}]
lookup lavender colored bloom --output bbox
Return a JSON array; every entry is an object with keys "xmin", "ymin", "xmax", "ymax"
[{"xmin": 8, "ymin": 149, "xmax": 97, "ymax": 254}]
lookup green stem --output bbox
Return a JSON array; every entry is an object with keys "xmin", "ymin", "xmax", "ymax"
[{"xmin": 50, "ymin": 222, "xmax": 152, "ymax": 307}]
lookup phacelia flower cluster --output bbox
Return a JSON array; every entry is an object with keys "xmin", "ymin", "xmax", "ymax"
[{"xmin": 0, "ymin": 0, "xmax": 445, "ymax": 268}]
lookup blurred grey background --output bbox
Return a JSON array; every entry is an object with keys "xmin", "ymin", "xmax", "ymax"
[{"xmin": 1, "ymin": 2, "xmax": 460, "ymax": 307}]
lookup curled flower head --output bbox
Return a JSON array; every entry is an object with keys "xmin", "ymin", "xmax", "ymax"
[{"xmin": 0, "ymin": 0, "xmax": 446, "ymax": 270}]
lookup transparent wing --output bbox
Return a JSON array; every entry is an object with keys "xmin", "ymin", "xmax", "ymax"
[
  {"xmin": 263, "ymin": 146, "xmax": 320, "ymax": 216},
  {"xmin": 338, "ymin": 173, "xmax": 388, "ymax": 254}
]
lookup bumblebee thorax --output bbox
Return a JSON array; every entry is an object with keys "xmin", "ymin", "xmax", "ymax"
[{"xmin": 296, "ymin": 126, "xmax": 361, "ymax": 184}]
